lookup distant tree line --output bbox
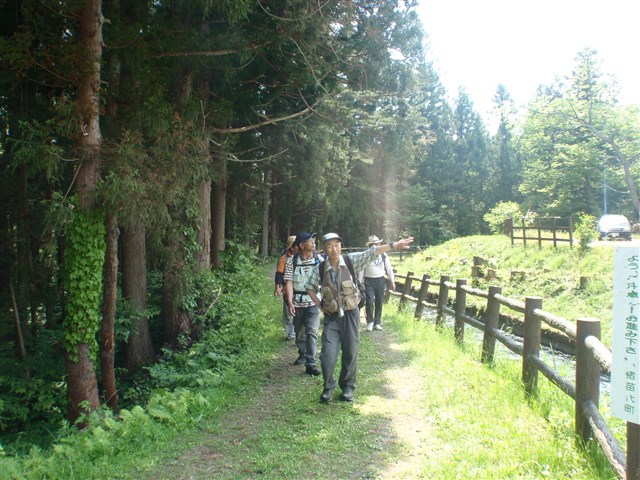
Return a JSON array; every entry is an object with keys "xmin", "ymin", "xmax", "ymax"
[{"xmin": 0, "ymin": 0, "xmax": 638, "ymax": 428}]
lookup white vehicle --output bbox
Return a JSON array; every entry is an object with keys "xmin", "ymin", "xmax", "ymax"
[{"xmin": 597, "ymin": 214, "xmax": 632, "ymax": 241}]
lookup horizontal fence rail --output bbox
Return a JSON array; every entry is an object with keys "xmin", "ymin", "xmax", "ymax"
[
  {"xmin": 505, "ymin": 216, "xmax": 574, "ymax": 248},
  {"xmin": 389, "ymin": 271, "xmax": 631, "ymax": 479}
]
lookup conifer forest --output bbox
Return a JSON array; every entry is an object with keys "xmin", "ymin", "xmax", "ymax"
[{"xmin": 1, "ymin": 0, "xmax": 638, "ymax": 434}]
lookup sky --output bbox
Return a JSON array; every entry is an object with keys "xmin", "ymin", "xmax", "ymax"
[{"xmin": 415, "ymin": 0, "xmax": 640, "ymax": 127}]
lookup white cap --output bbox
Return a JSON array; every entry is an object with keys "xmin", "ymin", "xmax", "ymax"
[{"xmin": 321, "ymin": 232, "xmax": 342, "ymax": 244}]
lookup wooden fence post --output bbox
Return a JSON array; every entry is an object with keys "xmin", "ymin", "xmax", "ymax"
[
  {"xmin": 481, "ymin": 286, "xmax": 502, "ymax": 364},
  {"xmin": 504, "ymin": 217, "xmax": 513, "ymax": 237},
  {"xmin": 537, "ymin": 218, "xmax": 542, "ymax": 247},
  {"xmin": 521, "ymin": 218, "xmax": 527, "ymax": 246},
  {"xmin": 522, "ymin": 296, "xmax": 543, "ymax": 396},
  {"xmin": 575, "ymin": 318, "xmax": 601, "ymax": 444},
  {"xmin": 454, "ymin": 279, "xmax": 467, "ymax": 344},
  {"xmin": 385, "ymin": 269, "xmax": 396, "ymax": 303},
  {"xmin": 569, "ymin": 216, "xmax": 574, "ymax": 247},
  {"xmin": 629, "ymin": 422, "xmax": 640, "ymax": 480},
  {"xmin": 509, "ymin": 218, "xmax": 515, "ymax": 245},
  {"xmin": 399, "ymin": 271, "xmax": 414, "ymax": 311},
  {"xmin": 414, "ymin": 274, "xmax": 430, "ymax": 319},
  {"xmin": 436, "ymin": 275, "xmax": 450, "ymax": 327}
]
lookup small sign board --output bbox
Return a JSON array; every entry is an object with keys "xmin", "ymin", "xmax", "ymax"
[{"xmin": 612, "ymin": 246, "xmax": 640, "ymax": 424}]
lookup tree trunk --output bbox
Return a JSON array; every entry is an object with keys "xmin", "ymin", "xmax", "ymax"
[
  {"xmin": 195, "ymin": 177, "xmax": 212, "ymax": 271},
  {"xmin": 270, "ymin": 188, "xmax": 278, "ymax": 256},
  {"xmin": 65, "ymin": 345, "xmax": 100, "ymax": 424},
  {"xmin": 260, "ymin": 169, "xmax": 271, "ymax": 258},
  {"xmin": 66, "ymin": 0, "xmax": 103, "ymax": 426},
  {"xmin": 9, "ymin": 282, "xmax": 26, "ymax": 359},
  {"xmin": 122, "ymin": 222, "xmax": 154, "ymax": 371},
  {"xmin": 100, "ymin": 0, "xmax": 121, "ymax": 410},
  {"xmin": 101, "ymin": 212, "xmax": 118, "ymax": 409},
  {"xmin": 212, "ymin": 156, "xmax": 227, "ymax": 268},
  {"xmin": 17, "ymin": 165, "xmax": 31, "ymax": 346},
  {"xmin": 613, "ymin": 144, "xmax": 640, "ymax": 220},
  {"xmin": 162, "ymin": 267, "xmax": 191, "ymax": 345}
]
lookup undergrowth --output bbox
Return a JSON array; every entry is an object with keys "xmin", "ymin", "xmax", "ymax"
[{"xmin": 0, "ymin": 247, "xmax": 281, "ymax": 478}]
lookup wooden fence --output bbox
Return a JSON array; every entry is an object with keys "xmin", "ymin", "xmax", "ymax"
[
  {"xmin": 390, "ymin": 270, "xmax": 638, "ymax": 480},
  {"xmin": 505, "ymin": 216, "xmax": 574, "ymax": 247}
]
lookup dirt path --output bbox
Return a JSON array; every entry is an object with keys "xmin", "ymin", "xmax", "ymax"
[
  {"xmin": 148, "ymin": 319, "xmax": 437, "ymax": 480},
  {"xmin": 357, "ymin": 333, "xmax": 441, "ymax": 478}
]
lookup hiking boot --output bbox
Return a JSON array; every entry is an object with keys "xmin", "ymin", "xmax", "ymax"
[
  {"xmin": 320, "ymin": 389, "xmax": 332, "ymax": 403},
  {"xmin": 305, "ymin": 365, "xmax": 321, "ymax": 376},
  {"xmin": 339, "ymin": 390, "xmax": 354, "ymax": 402},
  {"xmin": 374, "ymin": 324, "xmax": 383, "ymax": 331},
  {"xmin": 366, "ymin": 322, "xmax": 374, "ymax": 331},
  {"xmin": 293, "ymin": 354, "xmax": 305, "ymax": 366}
]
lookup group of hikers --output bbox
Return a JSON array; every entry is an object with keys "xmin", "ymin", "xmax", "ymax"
[{"xmin": 273, "ymin": 231, "xmax": 414, "ymax": 403}]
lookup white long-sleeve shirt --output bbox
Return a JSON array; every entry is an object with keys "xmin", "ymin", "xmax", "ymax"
[{"xmin": 360, "ymin": 253, "xmax": 394, "ymax": 282}]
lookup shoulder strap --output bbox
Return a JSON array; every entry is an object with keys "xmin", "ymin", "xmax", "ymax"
[
  {"xmin": 319, "ymin": 256, "xmax": 355, "ymax": 283},
  {"xmin": 294, "ymin": 253, "xmax": 321, "ymax": 271},
  {"xmin": 343, "ymin": 254, "xmax": 357, "ymax": 283}
]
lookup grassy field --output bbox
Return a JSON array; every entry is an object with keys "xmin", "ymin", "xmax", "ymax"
[
  {"xmin": 1, "ymin": 237, "xmax": 626, "ymax": 479},
  {"xmin": 393, "ymin": 235, "xmax": 618, "ymax": 346}
]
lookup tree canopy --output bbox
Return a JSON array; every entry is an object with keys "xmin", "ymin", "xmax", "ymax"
[{"xmin": 0, "ymin": 1, "xmax": 638, "ymax": 430}]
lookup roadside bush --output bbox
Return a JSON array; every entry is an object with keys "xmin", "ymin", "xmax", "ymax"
[
  {"xmin": 574, "ymin": 213, "xmax": 597, "ymax": 251},
  {"xmin": 483, "ymin": 201, "xmax": 523, "ymax": 234}
]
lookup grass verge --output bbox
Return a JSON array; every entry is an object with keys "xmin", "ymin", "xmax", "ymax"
[
  {"xmin": 136, "ymin": 301, "xmax": 616, "ymax": 479},
  {"xmin": 1, "ymin": 259, "xmax": 620, "ymax": 479}
]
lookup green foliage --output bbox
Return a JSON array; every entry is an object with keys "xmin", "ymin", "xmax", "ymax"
[
  {"xmin": 146, "ymin": 248, "xmax": 265, "ymax": 391},
  {"xmin": 483, "ymin": 201, "xmax": 523, "ymax": 234},
  {"xmin": 0, "ymin": 332, "xmax": 66, "ymax": 435},
  {"xmin": 518, "ymin": 48, "xmax": 639, "ymax": 219},
  {"xmin": 63, "ymin": 208, "xmax": 106, "ymax": 361},
  {"xmin": 574, "ymin": 213, "xmax": 597, "ymax": 251},
  {"xmin": 0, "ymin": 262, "xmax": 281, "ymax": 478}
]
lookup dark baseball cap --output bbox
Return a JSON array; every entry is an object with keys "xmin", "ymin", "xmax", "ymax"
[{"xmin": 294, "ymin": 232, "xmax": 316, "ymax": 246}]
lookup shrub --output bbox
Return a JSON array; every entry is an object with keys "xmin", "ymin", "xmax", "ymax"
[
  {"xmin": 483, "ymin": 201, "xmax": 523, "ymax": 235},
  {"xmin": 574, "ymin": 213, "xmax": 597, "ymax": 251}
]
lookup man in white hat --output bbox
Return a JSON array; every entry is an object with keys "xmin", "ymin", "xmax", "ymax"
[
  {"xmin": 360, "ymin": 235, "xmax": 396, "ymax": 331},
  {"xmin": 305, "ymin": 232, "xmax": 413, "ymax": 403},
  {"xmin": 274, "ymin": 235, "xmax": 298, "ymax": 340}
]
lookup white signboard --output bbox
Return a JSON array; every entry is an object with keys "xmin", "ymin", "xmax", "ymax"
[{"xmin": 612, "ymin": 246, "xmax": 640, "ymax": 424}]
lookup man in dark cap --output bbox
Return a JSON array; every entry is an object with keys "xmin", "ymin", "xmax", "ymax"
[
  {"xmin": 305, "ymin": 232, "xmax": 413, "ymax": 403},
  {"xmin": 284, "ymin": 232, "xmax": 322, "ymax": 375}
]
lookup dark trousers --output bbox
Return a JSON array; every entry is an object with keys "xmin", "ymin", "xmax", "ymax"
[
  {"xmin": 293, "ymin": 305, "xmax": 320, "ymax": 367},
  {"xmin": 320, "ymin": 308, "xmax": 360, "ymax": 393},
  {"xmin": 364, "ymin": 276, "xmax": 386, "ymax": 325}
]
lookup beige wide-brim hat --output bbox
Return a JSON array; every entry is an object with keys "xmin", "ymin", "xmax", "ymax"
[
  {"xmin": 365, "ymin": 235, "xmax": 383, "ymax": 246},
  {"xmin": 286, "ymin": 235, "xmax": 297, "ymax": 249}
]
